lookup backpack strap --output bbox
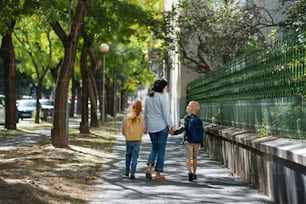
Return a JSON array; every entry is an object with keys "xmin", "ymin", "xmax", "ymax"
[
  {"xmin": 183, "ymin": 115, "xmax": 190, "ymax": 128},
  {"xmin": 184, "ymin": 114, "xmax": 192, "ymax": 141}
]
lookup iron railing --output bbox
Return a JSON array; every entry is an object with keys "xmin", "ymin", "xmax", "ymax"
[{"xmin": 187, "ymin": 30, "xmax": 306, "ymax": 139}]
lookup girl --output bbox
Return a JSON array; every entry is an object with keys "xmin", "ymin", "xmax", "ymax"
[{"xmin": 121, "ymin": 100, "xmax": 144, "ymax": 179}]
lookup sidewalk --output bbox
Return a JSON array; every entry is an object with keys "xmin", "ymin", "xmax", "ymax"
[{"xmin": 89, "ymin": 134, "xmax": 275, "ymax": 204}]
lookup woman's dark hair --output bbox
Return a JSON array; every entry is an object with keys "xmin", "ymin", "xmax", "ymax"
[{"xmin": 148, "ymin": 79, "xmax": 168, "ymax": 97}]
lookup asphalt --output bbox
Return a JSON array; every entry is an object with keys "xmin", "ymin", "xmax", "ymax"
[{"xmin": 89, "ymin": 133, "xmax": 276, "ymax": 204}]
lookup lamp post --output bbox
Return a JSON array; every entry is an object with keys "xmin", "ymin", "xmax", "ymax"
[{"xmin": 99, "ymin": 43, "xmax": 109, "ymax": 122}]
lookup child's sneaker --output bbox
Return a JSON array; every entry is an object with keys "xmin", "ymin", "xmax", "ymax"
[{"xmin": 188, "ymin": 172, "xmax": 193, "ymax": 181}]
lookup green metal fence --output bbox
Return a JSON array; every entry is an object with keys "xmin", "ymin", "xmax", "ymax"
[{"xmin": 187, "ymin": 31, "xmax": 306, "ymax": 139}]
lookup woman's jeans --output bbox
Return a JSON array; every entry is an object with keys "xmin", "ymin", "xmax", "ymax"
[
  {"xmin": 147, "ymin": 127, "xmax": 169, "ymax": 172},
  {"xmin": 125, "ymin": 141, "xmax": 140, "ymax": 176}
]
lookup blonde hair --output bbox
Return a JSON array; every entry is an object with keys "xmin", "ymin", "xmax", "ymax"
[
  {"xmin": 189, "ymin": 101, "xmax": 200, "ymax": 113},
  {"xmin": 128, "ymin": 100, "xmax": 142, "ymax": 122}
]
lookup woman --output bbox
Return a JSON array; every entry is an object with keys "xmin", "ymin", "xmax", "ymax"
[{"xmin": 144, "ymin": 78, "xmax": 174, "ymax": 180}]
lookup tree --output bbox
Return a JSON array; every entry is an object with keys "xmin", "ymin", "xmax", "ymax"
[
  {"xmin": 79, "ymin": 31, "xmax": 95, "ymax": 133},
  {"xmin": 168, "ymin": 0, "xmax": 269, "ymax": 73},
  {"xmin": 2, "ymin": 0, "xmax": 160, "ymax": 146},
  {"xmin": 0, "ymin": 0, "xmax": 38, "ymax": 129},
  {"xmin": 14, "ymin": 15, "xmax": 61, "ymax": 123},
  {"xmin": 279, "ymin": 0, "xmax": 306, "ymax": 34},
  {"xmin": 35, "ymin": 0, "xmax": 90, "ymax": 147},
  {"xmin": 163, "ymin": 0, "xmax": 303, "ymax": 73},
  {"xmin": 83, "ymin": 0, "xmax": 158, "ymax": 120},
  {"xmin": 9, "ymin": 0, "xmax": 158, "ymax": 146},
  {"xmin": 0, "ymin": 21, "xmax": 18, "ymax": 129}
]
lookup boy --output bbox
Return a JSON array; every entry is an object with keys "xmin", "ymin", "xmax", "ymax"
[
  {"xmin": 121, "ymin": 101, "xmax": 144, "ymax": 179},
  {"xmin": 174, "ymin": 101, "xmax": 204, "ymax": 181}
]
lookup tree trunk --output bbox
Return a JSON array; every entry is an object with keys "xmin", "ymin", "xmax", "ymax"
[
  {"xmin": 88, "ymin": 72, "xmax": 99, "ymax": 127},
  {"xmin": 113, "ymin": 76, "xmax": 117, "ymax": 117},
  {"xmin": 121, "ymin": 88, "xmax": 128, "ymax": 111},
  {"xmin": 69, "ymin": 70, "xmax": 76, "ymax": 117},
  {"xmin": 35, "ymin": 83, "xmax": 42, "ymax": 124},
  {"xmin": 51, "ymin": 47, "xmax": 72, "ymax": 147},
  {"xmin": 95, "ymin": 73, "xmax": 103, "ymax": 120},
  {"xmin": 50, "ymin": 0, "xmax": 90, "ymax": 148},
  {"xmin": 105, "ymin": 78, "xmax": 111, "ymax": 118},
  {"xmin": 79, "ymin": 34, "xmax": 90, "ymax": 134},
  {"xmin": 0, "ymin": 22, "xmax": 17, "ymax": 130},
  {"xmin": 76, "ymin": 84, "xmax": 82, "ymax": 115},
  {"xmin": 69, "ymin": 80, "xmax": 80, "ymax": 117},
  {"xmin": 88, "ymin": 47, "xmax": 99, "ymax": 127}
]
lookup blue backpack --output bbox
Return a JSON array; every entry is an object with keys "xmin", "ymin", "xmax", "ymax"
[{"xmin": 185, "ymin": 115, "xmax": 204, "ymax": 143}]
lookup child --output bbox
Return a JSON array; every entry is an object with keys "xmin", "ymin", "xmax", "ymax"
[
  {"xmin": 174, "ymin": 101, "xmax": 204, "ymax": 181},
  {"xmin": 121, "ymin": 100, "xmax": 144, "ymax": 179}
]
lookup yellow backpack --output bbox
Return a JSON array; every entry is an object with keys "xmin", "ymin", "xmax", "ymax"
[{"xmin": 124, "ymin": 116, "xmax": 144, "ymax": 141}]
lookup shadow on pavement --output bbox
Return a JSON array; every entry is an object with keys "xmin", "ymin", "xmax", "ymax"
[
  {"xmin": 0, "ymin": 129, "xmax": 50, "ymax": 151},
  {"xmin": 89, "ymin": 134, "xmax": 275, "ymax": 204}
]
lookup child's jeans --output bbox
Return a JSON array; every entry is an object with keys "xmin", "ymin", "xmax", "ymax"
[{"xmin": 125, "ymin": 141, "xmax": 140, "ymax": 176}]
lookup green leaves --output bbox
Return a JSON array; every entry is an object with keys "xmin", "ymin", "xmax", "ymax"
[
  {"xmin": 14, "ymin": 14, "xmax": 62, "ymax": 88},
  {"xmin": 167, "ymin": 0, "xmax": 267, "ymax": 73}
]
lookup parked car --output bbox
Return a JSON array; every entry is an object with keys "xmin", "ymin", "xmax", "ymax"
[
  {"xmin": 16, "ymin": 99, "xmax": 37, "ymax": 120},
  {"xmin": 40, "ymin": 99, "xmax": 54, "ymax": 121},
  {"xmin": 0, "ymin": 94, "xmax": 20, "ymax": 124},
  {"xmin": 0, "ymin": 94, "xmax": 5, "ymax": 124}
]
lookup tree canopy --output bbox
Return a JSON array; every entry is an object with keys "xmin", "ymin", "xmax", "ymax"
[
  {"xmin": 0, "ymin": 0, "xmax": 162, "ymax": 146},
  {"xmin": 164, "ymin": 0, "xmax": 305, "ymax": 73}
]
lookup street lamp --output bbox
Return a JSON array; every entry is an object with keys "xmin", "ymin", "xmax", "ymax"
[{"xmin": 99, "ymin": 43, "xmax": 109, "ymax": 122}]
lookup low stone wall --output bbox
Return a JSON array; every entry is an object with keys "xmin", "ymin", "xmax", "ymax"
[{"xmin": 205, "ymin": 125, "xmax": 306, "ymax": 204}]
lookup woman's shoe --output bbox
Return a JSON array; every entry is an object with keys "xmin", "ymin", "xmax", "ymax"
[{"xmin": 155, "ymin": 174, "xmax": 165, "ymax": 180}]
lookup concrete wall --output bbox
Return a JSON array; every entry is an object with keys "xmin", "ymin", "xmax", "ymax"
[
  {"xmin": 178, "ymin": 66, "xmax": 199, "ymax": 117},
  {"xmin": 205, "ymin": 125, "xmax": 306, "ymax": 204}
]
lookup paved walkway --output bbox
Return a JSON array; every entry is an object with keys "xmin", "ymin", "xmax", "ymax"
[{"xmin": 89, "ymin": 134, "xmax": 275, "ymax": 204}]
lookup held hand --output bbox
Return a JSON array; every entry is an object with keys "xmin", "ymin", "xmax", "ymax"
[
  {"xmin": 169, "ymin": 127, "xmax": 174, "ymax": 135},
  {"xmin": 144, "ymin": 127, "xmax": 148, "ymax": 134}
]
